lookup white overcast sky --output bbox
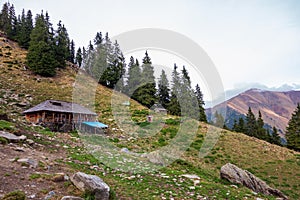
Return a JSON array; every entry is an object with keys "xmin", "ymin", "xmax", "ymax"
[{"xmin": 8, "ymin": 0, "xmax": 300, "ymax": 97}]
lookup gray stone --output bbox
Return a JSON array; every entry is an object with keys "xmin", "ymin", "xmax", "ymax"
[
  {"xmin": 70, "ymin": 172, "xmax": 110, "ymax": 200},
  {"xmin": 44, "ymin": 191, "xmax": 55, "ymax": 200},
  {"xmin": 220, "ymin": 163, "xmax": 288, "ymax": 199},
  {"xmin": 61, "ymin": 196, "xmax": 84, "ymax": 200},
  {"xmin": 0, "ymin": 131, "xmax": 26, "ymax": 142},
  {"xmin": 17, "ymin": 158, "xmax": 38, "ymax": 168}
]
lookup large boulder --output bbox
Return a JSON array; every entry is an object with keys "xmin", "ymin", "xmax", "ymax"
[
  {"xmin": 70, "ymin": 172, "xmax": 110, "ymax": 200},
  {"xmin": 220, "ymin": 163, "xmax": 288, "ymax": 199},
  {"xmin": 0, "ymin": 131, "xmax": 26, "ymax": 143}
]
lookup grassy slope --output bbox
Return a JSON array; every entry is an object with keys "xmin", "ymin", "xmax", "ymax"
[{"xmin": 0, "ymin": 36, "xmax": 299, "ymax": 199}]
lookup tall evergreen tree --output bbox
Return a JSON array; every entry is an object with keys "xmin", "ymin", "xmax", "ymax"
[
  {"xmin": 0, "ymin": 2, "xmax": 10, "ymax": 32},
  {"xmin": 168, "ymin": 64, "xmax": 181, "ymax": 115},
  {"xmin": 270, "ymin": 126, "xmax": 281, "ymax": 145},
  {"xmin": 7, "ymin": 4, "xmax": 17, "ymax": 39},
  {"xmin": 214, "ymin": 111, "xmax": 225, "ymax": 128},
  {"xmin": 54, "ymin": 20, "xmax": 70, "ymax": 68},
  {"xmin": 17, "ymin": 9, "xmax": 33, "ymax": 48},
  {"xmin": 126, "ymin": 56, "xmax": 142, "ymax": 99},
  {"xmin": 68, "ymin": 39, "xmax": 75, "ymax": 63},
  {"xmin": 26, "ymin": 13, "xmax": 57, "ymax": 76},
  {"xmin": 257, "ymin": 110, "xmax": 267, "ymax": 140},
  {"xmin": 195, "ymin": 84, "xmax": 207, "ymax": 122},
  {"xmin": 75, "ymin": 47, "xmax": 83, "ymax": 67},
  {"xmin": 133, "ymin": 51, "xmax": 157, "ymax": 108},
  {"xmin": 286, "ymin": 104, "xmax": 300, "ymax": 151},
  {"xmin": 245, "ymin": 107, "xmax": 257, "ymax": 137},
  {"xmin": 158, "ymin": 70, "xmax": 170, "ymax": 109}
]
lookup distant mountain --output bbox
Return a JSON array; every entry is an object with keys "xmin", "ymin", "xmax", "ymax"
[{"xmin": 206, "ymin": 88, "xmax": 300, "ymax": 135}]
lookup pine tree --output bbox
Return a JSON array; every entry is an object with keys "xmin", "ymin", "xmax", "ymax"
[
  {"xmin": 7, "ymin": 4, "xmax": 17, "ymax": 39},
  {"xmin": 54, "ymin": 20, "xmax": 70, "ymax": 68},
  {"xmin": 286, "ymin": 104, "xmax": 300, "ymax": 151},
  {"xmin": 270, "ymin": 126, "xmax": 281, "ymax": 145},
  {"xmin": 168, "ymin": 64, "xmax": 181, "ymax": 116},
  {"xmin": 245, "ymin": 107, "xmax": 257, "ymax": 137},
  {"xmin": 158, "ymin": 70, "xmax": 170, "ymax": 109},
  {"xmin": 69, "ymin": 39, "xmax": 75, "ymax": 63},
  {"xmin": 75, "ymin": 47, "xmax": 83, "ymax": 67},
  {"xmin": 179, "ymin": 66, "xmax": 198, "ymax": 119},
  {"xmin": 17, "ymin": 9, "xmax": 33, "ymax": 49},
  {"xmin": 237, "ymin": 117, "xmax": 246, "ymax": 132},
  {"xmin": 0, "ymin": 2, "xmax": 10, "ymax": 32},
  {"xmin": 126, "ymin": 56, "xmax": 142, "ymax": 99},
  {"xmin": 214, "ymin": 111, "xmax": 225, "ymax": 128},
  {"xmin": 133, "ymin": 51, "xmax": 157, "ymax": 108},
  {"xmin": 195, "ymin": 84, "xmax": 207, "ymax": 122},
  {"xmin": 257, "ymin": 110, "xmax": 267, "ymax": 140},
  {"xmin": 94, "ymin": 32, "xmax": 103, "ymax": 45},
  {"xmin": 26, "ymin": 13, "xmax": 57, "ymax": 76}
]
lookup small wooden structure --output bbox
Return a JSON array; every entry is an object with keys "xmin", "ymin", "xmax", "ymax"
[{"xmin": 23, "ymin": 100, "xmax": 98, "ymax": 132}]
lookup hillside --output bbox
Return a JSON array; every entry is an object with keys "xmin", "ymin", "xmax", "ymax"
[
  {"xmin": 206, "ymin": 88, "xmax": 300, "ymax": 135},
  {"xmin": 1, "ymin": 36, "xmax": 300, "ymax": 199}
]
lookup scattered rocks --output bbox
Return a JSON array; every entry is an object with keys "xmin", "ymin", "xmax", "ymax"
[
  {"xmin": 0, "ymin": 131, "xmax": 26, "ymax": 143},
  {"xmin": 70, "ymin": 172, "xmax": 110, "ymax": 200},
  {"xmin": 61, "ymin": 196, "xmax": 84, "ymax": 200},
  {"xmin": 220, "ymin": 163, "xmax": 288, "ymax": 199}
]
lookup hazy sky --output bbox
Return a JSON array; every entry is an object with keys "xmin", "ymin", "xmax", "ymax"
[{"xmin": 8, "ymin": 0, "xmax": 300, "ymax": 94}]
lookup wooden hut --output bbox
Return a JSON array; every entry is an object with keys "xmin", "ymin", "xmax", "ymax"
[{"xmin": 23, "ymin": 100, "xmax": 98, "ymax": 132}]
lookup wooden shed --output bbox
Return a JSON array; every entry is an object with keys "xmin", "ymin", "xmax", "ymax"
[{"xmin": 23, "ymin": 100, "xmax": 97, "ymax": 132}]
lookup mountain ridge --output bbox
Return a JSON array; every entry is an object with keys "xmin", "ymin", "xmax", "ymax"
[{"xmin": 206, "ymin": 88, "xmax": 300, "ymax": 135}]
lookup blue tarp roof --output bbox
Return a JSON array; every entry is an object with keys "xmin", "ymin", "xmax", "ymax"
[{"xmin": 82, "ymin": 121, "xmax": 108, "ymax": 128}]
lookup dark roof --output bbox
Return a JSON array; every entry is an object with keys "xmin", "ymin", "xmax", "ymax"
[{"xmin": 23, "ymin": 100, "xmax": 97, "ymax": 115}]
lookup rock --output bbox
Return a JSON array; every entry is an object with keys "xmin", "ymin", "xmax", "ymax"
[
  {"xmin": 70, "ymin": 172, "xmax": 110, "ymax": 200},
  {"xmin": 26, "ymin": 139, "xmax": 35, "ymax": 145},
  {"xmin": 220, "ymin": 163, "xmax": 288, "ymax": 199},
  {"xmin": 44, "ymin": 191, "xmax": 55, "ymax": 200},
  {"xmin": 52, "ymin": 173, "xmax": 66, "ymax": 182},
  {"xmin": 61, "ymin": 196, "xmax": 84, "ymax": 200},
  {"xmin": 17, "ymin": 101, "xmax": 30, "ymax": 107},
  {"xmin": 181, "ymin": 174, "xmax": 201, "ymax": 180},
  {"xmin": 141, "ymin": 152, "xmax": 164, "ymax": 166},
  {"xmin": 0, "ymin": 131, "xmax": 26, "ymax": 142},
  {"xmin": 17, "ymin": 158, "xmax": 38, "ymax": 168}
]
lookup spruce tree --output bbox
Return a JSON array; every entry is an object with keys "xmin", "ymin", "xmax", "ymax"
[
  {"xmin": 168, "ymin": 64, "xmax": 181, "ymax": 116},
  {"xmin": 26, "ymin": 13, "xmax": 57, "ymax": 76},
  {"xmin": 158, "ymin": 70, "xmax": 170, "ymax": 109},
  {"xmin": 7, "ymin": 4, "xmax": 17, "ymax": 39},
  {"xmin": 75, "ymin": 47, "xmax": 83, "ymax": 67},
  {"xmin": 214, "ymin": 111, "xmax": 225, "ymax": 128},
  {"xmin": 271, "ymin": 126, "xmax": 281, "ymax": 145},
  {"xmin": 257, "ymin": 110, "xmax": 267, "ymax": 140},
  {"xmin": 134, "ymin": 51, "xmax": 157, "ymax": 108},
  {"xmin": 17, "ymin": 9, "xmax": 33, "ymax": 49},
  {"xmin": 69, "ymin": 39, "xmax": 75, "ymax": 63},
  {"xmin": 0, "ymin": 2, "xmax": 10, "ymax": 32},
  {"xmin": 245, "ymin": 107, "xmax": 257, "ymax": 137},
  {"xmin": 126, "ymin": 56, "xmax": 142, "ymax": 99},
  {"xmin": 286, "ymin": 103, "xmax": 300, "ymax": 151},
  {"xmin": 54, "ymin": 20, "xmax": 70, "ymax": 68},
  {"xmin": 195, "ymin": 84, "xmax": 207, "ymax": 122},
  {"xmin": 237, "ymin": 117, "xmax": 246, "ymax": 132}
]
